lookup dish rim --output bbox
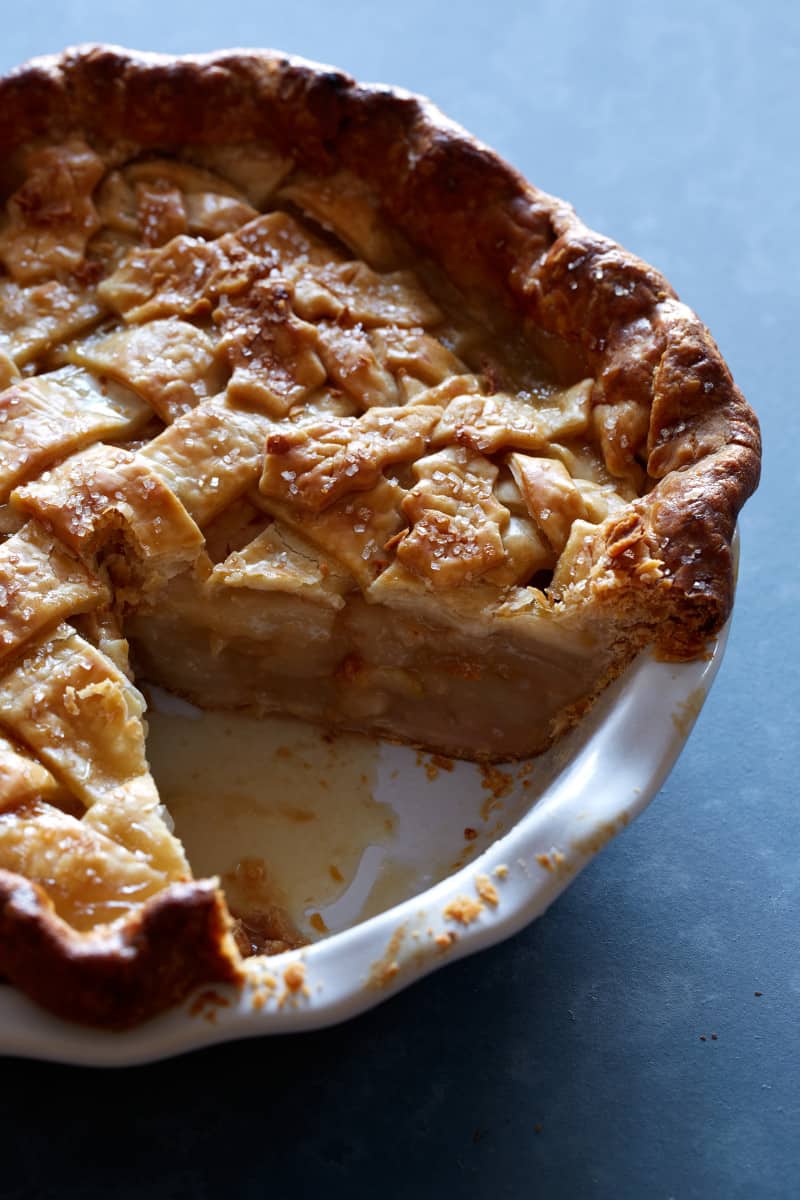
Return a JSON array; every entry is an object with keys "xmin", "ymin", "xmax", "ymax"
[{"xmin": 0, "ymin": 619, "xmax": 729, "ymax": 1067}]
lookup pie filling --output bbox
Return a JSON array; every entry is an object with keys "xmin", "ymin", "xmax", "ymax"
[{"xmin": 0, "ymin": 138, "xmax": 656, "ymax": 950}]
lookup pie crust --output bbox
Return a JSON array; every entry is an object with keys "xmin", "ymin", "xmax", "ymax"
[{"xmin": 0, "ymin": 46, "xmax": 760, "ymax": 1027}]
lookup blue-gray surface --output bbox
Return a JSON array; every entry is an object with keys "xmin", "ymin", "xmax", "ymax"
[{"xmin": 1, "ymin": 2, "xmax": 796, "ymax": 1197}]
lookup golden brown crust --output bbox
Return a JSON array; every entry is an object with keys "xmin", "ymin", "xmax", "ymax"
[
  {"xmin": 0, "ymin": 45, "xmax": 761, "ymax": 1026},
  {"xmin": 0, "ymin": 43, "xmax": 760, "ymax": 651},
  {"xmin": 0, "ymin": 870, "xmax": 241, "ymax": 1028}
]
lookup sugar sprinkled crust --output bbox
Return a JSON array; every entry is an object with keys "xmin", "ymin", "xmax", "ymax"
[
  {"xmin": 0, "ymin": 42, "xmax": 759, "ymax": 644},
  {"xmin": 0, "ymin": 46, "xmax": 760, "ymax": 1027}
]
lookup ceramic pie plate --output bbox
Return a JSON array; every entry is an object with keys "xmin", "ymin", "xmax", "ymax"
[{"xmin": 0, "ymin": 613, "xmax": 729, "ymax": 1067}]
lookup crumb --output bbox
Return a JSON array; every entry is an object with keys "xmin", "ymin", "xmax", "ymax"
[
  {"xmin": 188, "ymin": 989, "xmax": 231, "ymax": 1022},
  {"xmin": 420, "ymin": 753, "xmax": 453, "ymax": 781},
  {"xmin": 494, "ymin": 864, "xmax": 509, "ymax": 879},
  {"xmin": 754, "ymin": 991, "xmax": 763, "ymax": 997},
  {"xmin": 464, "ymin": 826, "xmax": 478, "ymax": 841},
  {"xmin": 368, "ymin": 925, "xmax": 406, "ymax": 988},
  {"xmin": 284, "ymin": 961, "xmax": 305, "ymax": 992},
  {"xmin": 475, "ymin": 874, "xmax": 499, "ymax": 907},
  {"xmin": 443, "ymin": 895, "xmax": 484, "ymax": 926},
  {"xmin": 309, "ymin": 912, "xmax": 328, "ymax": 934},
  {"xmin": 283, "ymin": 960, "xmax": 304, "ymax": 988},
  {"xmin": 478, "ymin": 764, "xmax": 514, "ymax": 812},
  {"xmin": 699, "ymin": 1035, "xmax": 706, "ymax": 1042},
  {"xmin": 536, "ymin": 849, "xmax": 567, "ymax": 873},
  {"xmin": 534, "ymin": 1123, "xmax": 543, "ymax": 1135},
  {"xmin": 711, "ymin": 1033, "xmax": 718, "ymax": 1041},
  {"xmin": 277, "ymin": 961, "xmax": 307, "ymax": 1009},
  {"xmin": 329, "ymin": 864, "xmax": 344, "ymax": 882},
  {"xmin": 435, "ymin": 930, "xmax": 457, "ymax": 949}
]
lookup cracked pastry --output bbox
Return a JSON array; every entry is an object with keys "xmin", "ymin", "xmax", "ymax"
[{"xmin": 0, "ymin": 46, "xmax": 760, "ymax": 1027}]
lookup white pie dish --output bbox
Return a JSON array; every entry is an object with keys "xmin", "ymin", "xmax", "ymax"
[{"xmin": 0, "ymin": 615, "xmax": 729, "ymax": 1067}]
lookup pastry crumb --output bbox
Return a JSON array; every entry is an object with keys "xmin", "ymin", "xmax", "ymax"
[
  {"xmin": 188, "ymin": 988, "xmax": 231, "ymax": 1022},
  {"xmin": 479, "ymin": 764, "xmax": 514, "ymax": 815},
  {"xmin": 368, "ymin": 925, "xmax": 406, "ymax": 988},
  {"xmin": 283, "ymin": 961, "xmax": 305, "ymax": 992},
  {"xmin": 537, "ymin": 844, "xmax": 568, "ymax": 873},
  {"xmin": 277, "ymin": 960, "xmax": 308, "ymax": 1007},
  {"xmin": 443, "ymin": 894, "xmax": 484, "ymax": 925},
  {"xmin": 474, "ymin": 873, "xmax": 499, "ymax": 907},
  {"xmin": 416, "ymin": 752, "xmax": 456, "ymax": 781}
]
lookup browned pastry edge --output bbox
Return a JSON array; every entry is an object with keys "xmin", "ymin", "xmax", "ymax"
[
  {"xmin": 0, "ymin": 46, "xmax": 761, "ymax": 1027},
  {"xmin": 0, "ymin": 43, "xmax": 761, "ymax": 649},
  {"xmin": 0, "ymin": 871, "xmax": 242, "ymax": 1028}
]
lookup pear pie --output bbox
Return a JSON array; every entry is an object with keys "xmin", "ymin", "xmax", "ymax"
[{"xmin": 0, "ymin": 46, "xmax": 760, "ymax": 1026}]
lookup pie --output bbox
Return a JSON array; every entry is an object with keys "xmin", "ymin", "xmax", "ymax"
[{"xmin": 0, "ymin": 46, "xmax": 761, "ymax": 1028}]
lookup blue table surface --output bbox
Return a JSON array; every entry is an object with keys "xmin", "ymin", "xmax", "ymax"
[{"xmin": 2, "ymin": 3, "xmax": 796, "ymax": 1197}]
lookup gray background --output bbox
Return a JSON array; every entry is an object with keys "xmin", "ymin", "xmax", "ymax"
[{"xmin": 1, "ymin": 2, "xmax": 797, "ymax": 1197}]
